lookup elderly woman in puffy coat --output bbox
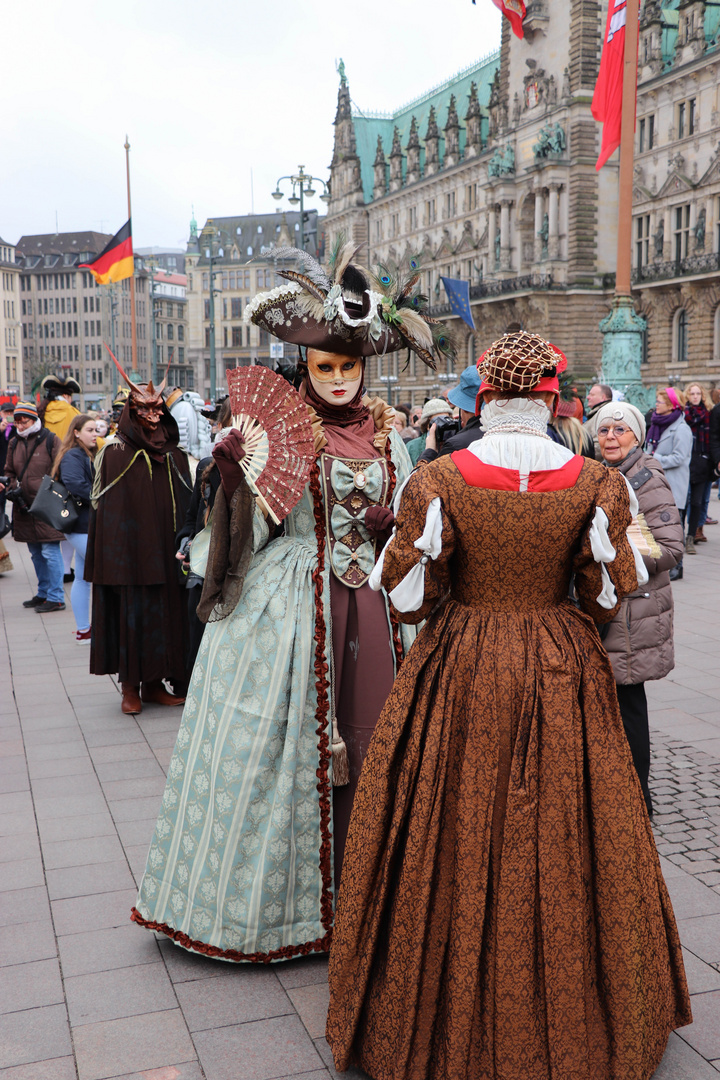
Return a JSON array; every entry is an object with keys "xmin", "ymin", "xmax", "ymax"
[{"xmin": 596, "ymin": 402, "xmax": 684, "ymax": 817}]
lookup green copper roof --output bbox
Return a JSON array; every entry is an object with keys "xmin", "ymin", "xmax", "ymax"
[
  {"xmin": 657, "ymin": 0, "xmax": 720, "ymax": 68},
  {"xmin": 351, "ymin": 51, "xmax": 500, "ymax": 202}
]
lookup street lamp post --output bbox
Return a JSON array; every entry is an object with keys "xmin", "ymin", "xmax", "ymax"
[
  {"xmin": 200, "ymin": 221, "xmax": 221, "ymax": 402},
  {"xmin": 383, "ymin": 373, "xmax": 399, "ymax": 408},
  {"xmin": 147, "ymin": 258, "xmax": 159, "ymax": 384},
  {"xmin": 271, "ymin": 166, "xmax": 331, "ymax": 251}
]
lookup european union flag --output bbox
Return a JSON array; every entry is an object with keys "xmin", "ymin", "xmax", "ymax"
[{"xmin": 441, "ymin": 277, "xmax": 475, "ymax": 330}]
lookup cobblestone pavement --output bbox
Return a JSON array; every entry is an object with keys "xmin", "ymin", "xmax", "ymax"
[{"xmin": 2, "ymin": 530, "xmax": 720, "ymax": 1080}]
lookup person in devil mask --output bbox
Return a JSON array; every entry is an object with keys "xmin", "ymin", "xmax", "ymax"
[{"xmin": 85, "ymin": 354, "xmax": 193, "ymax": 714}]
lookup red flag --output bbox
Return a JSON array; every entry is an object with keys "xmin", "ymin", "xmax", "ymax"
[
  {"xmin": 592, "ymin": 0, "xmax": 637, "ymax": 170},
  {"xmin": 490, "ymin": 0, "xmax": 526, "ymax": 39}
]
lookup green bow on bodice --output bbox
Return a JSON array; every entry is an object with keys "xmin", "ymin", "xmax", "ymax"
[
  {"xmin": 331, "ymin": 503, "xmax": 370, "ymax": 543},
  {"xmin": 333, "ymin": 540, "xmax": 376, "ymax": 579},
  {"xmin": 330, "ymin": 459, "xmax": 385, "ymax": 504}
]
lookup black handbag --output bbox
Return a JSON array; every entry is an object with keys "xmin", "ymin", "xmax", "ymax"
[
  {"xmin": 689, "ymin": 451, "xmax": 712, "ymax": 486},
  {"xmin": 29, "ymin": 474, "xmax": 80, "ymax": 533},
  {"xmin": 0, "ymin": 510, "xmax": 10, "ymax": 539}
]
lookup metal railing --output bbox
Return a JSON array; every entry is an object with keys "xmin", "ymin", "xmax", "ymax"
[
  {"xmin": 632, "ymin": 252, "xmax": 720, "ymax": 284},
  {"xmin": 428, "ymin": 273, "xmax": 556, "ymax": 317}
]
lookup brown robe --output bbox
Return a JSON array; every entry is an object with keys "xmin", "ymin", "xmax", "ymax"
[
  {"xmin": 327, "ymin": 454, "xmax": 691, "ymax": 1080},
  {"xmin": 86, "ymin": 405, "xmax": 192, "ymax": 687}
]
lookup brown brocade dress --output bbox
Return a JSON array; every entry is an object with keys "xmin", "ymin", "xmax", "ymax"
[{"xmin": 326, "ymin": 452, "xmax": 691, "ymax": 1080}]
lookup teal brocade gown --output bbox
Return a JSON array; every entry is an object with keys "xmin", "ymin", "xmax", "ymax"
[{"xmin": 132, "ymin": 424, "xmax": 413, "ymax": 962}]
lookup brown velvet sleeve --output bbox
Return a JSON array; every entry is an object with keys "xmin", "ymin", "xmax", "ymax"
[
  {"xmin": 380, "ymin": 468, "xmax": 455, "ymax": 625},
  {"xmin": 573, "ymin": 468, "xmax": 638, "ymax": 624},
  {"xmin": 196, "ymin": 477, "xmax": 254, "ymax": 624}
]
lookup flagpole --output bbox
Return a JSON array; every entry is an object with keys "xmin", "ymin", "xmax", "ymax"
[
  {"xmin": 598, "ymin": 0, "xmax": 651, "ymax": 412},
  {"xmin": 615, "ymin": 0, "xmax": 640, "ymax": 297},
  {"xmin": 124, "ymin": 135, "xmax": 139, "ymax": 378}
]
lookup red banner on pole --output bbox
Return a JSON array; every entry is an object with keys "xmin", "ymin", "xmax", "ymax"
[
  {"xmin": 592, "ymin": 0, "xmax": 639, "ymax": 170},
  {"xmin": 490, "ymin": 0, "xmax": 526, "ymax": 38}
]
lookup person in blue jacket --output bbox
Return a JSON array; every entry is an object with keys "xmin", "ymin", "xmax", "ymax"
[{"xmin": 51, "ymin": 415, "xmax": 98, "ymax": 642}]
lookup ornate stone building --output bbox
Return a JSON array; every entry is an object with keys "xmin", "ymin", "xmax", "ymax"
[
  {"xmin": 632, "ymin": 0, "xmax": 720, "ymax": 390},
  {"xmin": 326, "ymin": 4, "xmax": 620, "ymax": 404}
]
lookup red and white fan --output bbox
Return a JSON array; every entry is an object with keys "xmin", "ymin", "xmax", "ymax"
[{"xmin": 226, "ymin": 366, "xmax": 316, "ymax": 524}]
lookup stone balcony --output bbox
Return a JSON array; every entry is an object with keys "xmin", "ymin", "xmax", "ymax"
[{"xmin": 632, "ymin": 252, "xmax": 720, "ymax": 285}]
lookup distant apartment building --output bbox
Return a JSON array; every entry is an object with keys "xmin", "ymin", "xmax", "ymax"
[
  {"xmin": 135, "ymin": 247, "xmax": 186, "ymax": 275},
  {"xmin": 15, "ymin": 231, "xmax": 152, "ymax": 408},
  {"xmin": 0, "ymin": 237, "xmax": 22, "ymax": 396},
  {"xmin": 185, "ymin": 209, "xmax": 322, "ymax": 400},
  {"xmin": 150, "ymin": 271, "xmax": 189, "ymax": 391}
]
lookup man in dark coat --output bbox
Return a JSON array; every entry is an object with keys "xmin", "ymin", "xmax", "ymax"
[
  {"xmin": 1, "ymin": 401, "xmax": 65, "ymax": 611},
  {"xmin": 85, "ymin": 374, "xmax": 193, "ymax": 715}
]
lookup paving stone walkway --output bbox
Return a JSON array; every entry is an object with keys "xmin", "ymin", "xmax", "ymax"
[{"xmin": 1, "ymin": 531, "xmax": 720, "ymax": 1079}]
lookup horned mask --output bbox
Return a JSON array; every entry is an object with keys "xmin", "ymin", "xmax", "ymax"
[{"xmin": 104, "ymin": 343, "xmax": 167, "ymax": 431}]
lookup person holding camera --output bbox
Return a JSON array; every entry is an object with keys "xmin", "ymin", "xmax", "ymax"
[
  {"xmin": 405, "ymin": 398, "xmax": 453, "ymax": 465},
  {"xmin": 0, "ymin": 401, "xmax": 65, "ymax": 612},
  {"xmin": 417, "ymin": 366, "xmax": 483, "ymax": 463}
]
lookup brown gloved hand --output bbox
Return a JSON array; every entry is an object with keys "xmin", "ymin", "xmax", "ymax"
[
  {"xmin": 365, "ymin": 505, "xmax": 395, "ymax": 548},
  {"xmin": 212, "ymin": 430, "xmax": 246, "ymax": 497}
]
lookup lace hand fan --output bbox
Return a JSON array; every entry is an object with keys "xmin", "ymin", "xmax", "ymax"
[{"xmin": 226, "ymin": 366, "xmax": 315, "ymax": 524}]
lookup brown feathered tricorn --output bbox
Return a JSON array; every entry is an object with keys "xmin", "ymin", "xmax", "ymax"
[{"xmin": 246, "ymin": 238, "xmax": 456, "ymax": 370}]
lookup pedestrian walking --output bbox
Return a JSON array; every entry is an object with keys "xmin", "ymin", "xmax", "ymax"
[
  {"xmin": 39, "ymin": 374, "xmax": 82, "ymax": 583},
  {"xmin": 326, "ymin": 333, "xmax": 690, "ymax": 1080},
  {"xmin": 51, "ymin": 415, "xmax": 98, "ymax": 642},
  {"xmin": 645, "ymin": 387, "xmax": 693, "ymax": 576},
  {"xmin": 683, "ymin": 382, "xmax": 714, "ymax": 545},
  {"xmin": 595, "ymin": 402, "xmax": 683, "ymax": 815},
  {"xmin": 0, "ymin": 402, "xmax": 65, "ymax": 612}
]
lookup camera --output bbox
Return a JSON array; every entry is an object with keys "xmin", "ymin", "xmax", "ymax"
[
  {"xmin": 433, "ymin": 415, "xmax": 461, "ymax": 444},
  {"xmin": 5, "ymin": 485, "xmax": 30, "ymax": 512}
]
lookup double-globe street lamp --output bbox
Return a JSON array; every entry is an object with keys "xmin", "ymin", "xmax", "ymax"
[{"xmin": 271, "ymin": 166, "xmax": 330, "ymax": 252}]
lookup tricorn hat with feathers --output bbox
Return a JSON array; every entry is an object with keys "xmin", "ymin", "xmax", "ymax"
[{"xmin": 244, "ymin": 236, "xmax": 455, "ymax": 370}]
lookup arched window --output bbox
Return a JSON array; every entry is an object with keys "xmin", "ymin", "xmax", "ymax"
[
  {"xmin": 714, "ymin": 306, "xmax": 720, "ymax": 362},
  {"xmin": 673, "ymin": 308, "xmax": 688, "ymax": 363},
  {"xmin": 466, "ymin": 334, "xmax": 476, "ymax": 363}
]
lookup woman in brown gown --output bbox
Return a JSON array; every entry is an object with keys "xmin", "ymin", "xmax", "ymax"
[{"xmin": 327, "ymin": 333, "xmax": 691, "ymax": 1080}]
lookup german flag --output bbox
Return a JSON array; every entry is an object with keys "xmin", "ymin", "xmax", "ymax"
[{"xmin": 79, "ymin": 219, "xmax": 134, "ymax": 284}]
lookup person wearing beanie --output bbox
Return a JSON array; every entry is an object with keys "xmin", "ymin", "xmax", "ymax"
[
  {"xmin": 595, "ymin": 401, "xmax": 683, "ymax": 815},
  {"xmin": 404, "ymin": 397, "xmax": 453, "ymax": 465},
  {"xmin": 0, "ymin": 403, "xmax": 65, "ymax": 612}
]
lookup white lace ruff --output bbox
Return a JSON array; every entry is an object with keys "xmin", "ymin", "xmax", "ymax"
[{"xmin": 473, "ymin": 398, "xmax": 574, "ymax": 473}]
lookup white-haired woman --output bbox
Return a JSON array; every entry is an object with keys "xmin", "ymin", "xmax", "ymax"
[{"xmin": 595, "ymin": 402, "xmax": 683, "ymax": 816}]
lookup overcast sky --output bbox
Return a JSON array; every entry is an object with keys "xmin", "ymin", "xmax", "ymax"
[{"xmin": 1, "ymin": 0, "xmax": 501, "ymax": 250}]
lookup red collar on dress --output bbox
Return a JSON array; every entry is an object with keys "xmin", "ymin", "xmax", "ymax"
[{"xmin": 451, "ymin": 450, "xmax": 585, "ymax": 492}]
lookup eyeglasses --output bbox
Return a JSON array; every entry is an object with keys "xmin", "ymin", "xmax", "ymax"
[{"xmin": 597, "ymin": 425, "xmax": 631, "ymax": 438}]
